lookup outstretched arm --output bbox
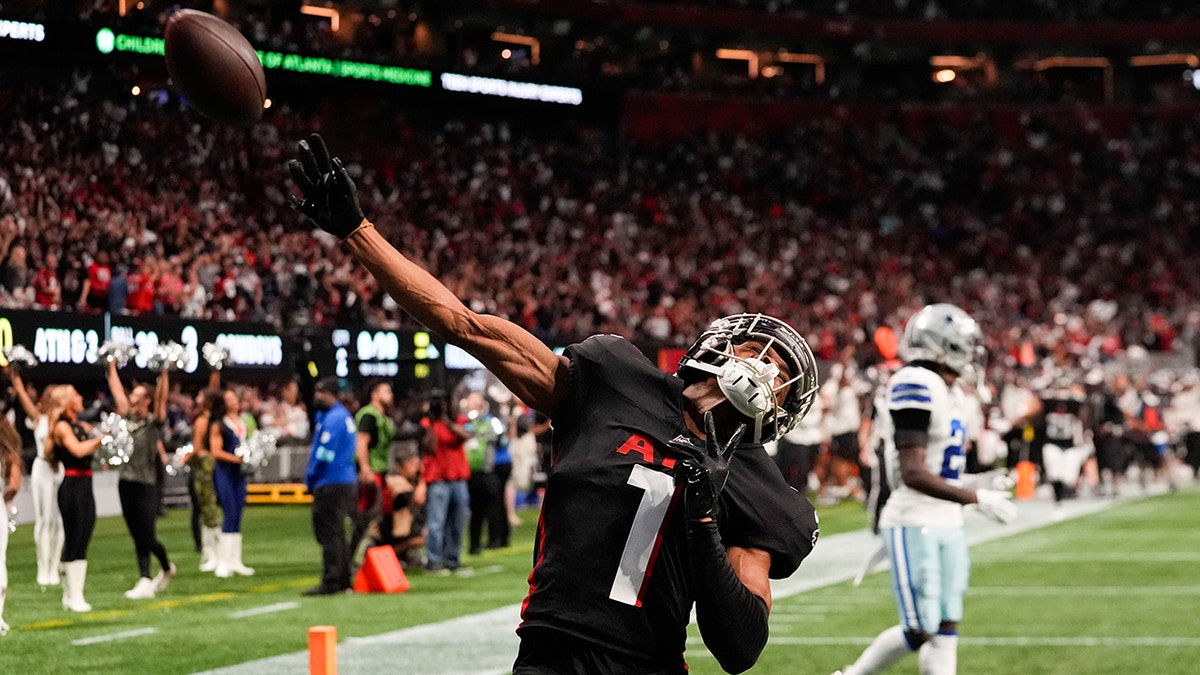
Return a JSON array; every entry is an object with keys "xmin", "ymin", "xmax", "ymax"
[
  {"xmin": 9, "ymin": 369, "xmax": 40, "ymax": 420},
  {"xmin": 343, "ymin": 229, "xmax": 569, "ymax": 418},
  {"xmin": 153, "ymin": 370, "xmax": 169, "ymax": 422},
  {"xmin": 288, "ymin": 134, "xmax": 568, "ymax": 418},
  {"xmin": 107, "ymin": 360, "xmax": 130, "ymax": 416}
]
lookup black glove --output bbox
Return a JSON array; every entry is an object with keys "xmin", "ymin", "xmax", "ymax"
[
  {"xmin": 678, "ymin": 412, "xmax": 745, "ymax": 521},
  {"xmin": 286, "ymin": 133, "xmax": 366, "ymax": 239}
]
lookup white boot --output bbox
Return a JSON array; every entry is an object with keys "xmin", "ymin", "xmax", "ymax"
[
  {"xmin": 62, "ymin": 560, "xmax": 92, "ymax": 612},
  {"xmin": 1, "ymin": 584, "xmax": 8, "ymax": 636},
  {"xmin": 226, "ymin": 532, "xmax": 255, "ymax": 576},
  {"xmin": 124, "ymin": 576, "xmax": 157, "ymax": 600},
  {"xmin": 199, "ymin": 526, "xmax": 220, "ymax": 572},
  {"xmin": 214, "ymin": 533, "xmax": 232, "ymax": 579}
]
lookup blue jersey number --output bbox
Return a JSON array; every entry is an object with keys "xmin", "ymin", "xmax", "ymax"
[{"xmin": 939, "ymin": 419, "xmax": 966, "ymax": 480}]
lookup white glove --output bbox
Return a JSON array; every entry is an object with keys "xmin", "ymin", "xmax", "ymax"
[{"xmin": 974, "ymin": 489, "xmax": 1018, "ymax": 524}]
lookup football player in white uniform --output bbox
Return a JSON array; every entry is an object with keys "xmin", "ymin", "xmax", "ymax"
[{"xmin": 837, "ymin": 304, "xmax": 1017, "ymax": 675}]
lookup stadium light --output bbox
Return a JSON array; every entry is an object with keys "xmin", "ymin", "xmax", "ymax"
[
  {"xmin": 716, "ymin": 48, "xmax": 759, "ymax": 78},
  {"xmin": 1022, "ymin": 56, "xmax": 1114, "ymax": 103},
  {"xmin": 300, "ymin": 5, "xmax": 340, "ymax": 33},
  {"xmin": 1129, "ymin": 53, "xmax": 1200, "ymax": 68},
  {"xmin": 776, "ymin": 51, "xmax": 826, "ymax": 85},
  {"xmin": 933, "ymin": 69, "xmax": 956, "ymax": 83},
  {"xmin": 930, "ymin": 54, "xmax": 997, "ymax": 85},
  {"xmin": 492, "ymin": 32, "xmax": 540, "ymax": 65}
]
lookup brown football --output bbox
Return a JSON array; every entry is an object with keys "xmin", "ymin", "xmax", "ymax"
[{"xmin": 164, "ymin": 9, "xmax": 266, "ymax": 127}]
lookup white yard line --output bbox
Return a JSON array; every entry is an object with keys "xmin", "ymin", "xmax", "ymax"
[
  {"xmin": 708, "ymin": 636, "xmax": 1200, "ymax": 648},
  {"xmin": 970, "ymin": 586, "xmax": 1200, "ymax": 596},
  {"xmin": 230, "ymin": 602, "xmax": 300, "ymax": 618},
  {"xmin": 72, "ymin": 627, "xmax": 157, "ymax": 646}
]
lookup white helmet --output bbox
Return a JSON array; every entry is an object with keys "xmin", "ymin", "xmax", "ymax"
[
  {"xmin": 678, "ymin": 313, "xmax": 820, "ymax": 444},
  {"xmin": 901, "ymin": 303, "xmax": 982, "ymax": 376}
]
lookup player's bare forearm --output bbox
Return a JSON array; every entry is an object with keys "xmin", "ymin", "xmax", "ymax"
[
  {"xmin": 898, "ymin": 446, "xmax": 977, "ymax": 504},
  {"xmin": 343, "ymin": 225, "xmax": 568, "ymax": 417}
]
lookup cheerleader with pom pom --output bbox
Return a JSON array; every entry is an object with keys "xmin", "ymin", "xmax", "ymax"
[
  {"xmin": 208, "ymin": 389, "xmax": 255, "ymax": 577},
  {"xmin": 0, "ymin": 416, "xmax": 22, "ymax": 635},
  {"xmin": 6, "ymin": 365, "xmax": 66, "ymax": 589},
  {"xmin": 107, "ymin": 358, "xmax": 175, "ymax": 600},
  {"xmin": 48, "ymin": 386, "xmax": 101, "ymax": 612}
]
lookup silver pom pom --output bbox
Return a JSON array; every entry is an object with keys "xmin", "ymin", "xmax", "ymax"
[
  {"xmin": 3, "ymin": 344, "xmax": 39, "ymax": 369},
  {"xmin": 98, "ymin": 341, "xmax": 139, "ymax": 368},
  {"xmin": 147, "ymin": 341, "xmax": 187, "ymax": 372},
  {"xmin": 202, "ymin": 342, "xmax": 233, "ymax": 371},
  {"xmin": 236, "ymin": 432, "xmax": 277, "ymax": 475},
  {"xmin": 6, "ymin": 504, "xmax": 16, "ymax": 534},
  {"xmin": 165, "ymin": 443, "xmax": 193, "ymax": 477},
  {"xmin": 94, "ymin": 412, "xmax": 135, "ymax": 467}
]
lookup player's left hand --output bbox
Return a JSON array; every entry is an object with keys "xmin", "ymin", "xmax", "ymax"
[{"xmin": 678, "ymin": 412, "xmax": 745, "ymax": 521}]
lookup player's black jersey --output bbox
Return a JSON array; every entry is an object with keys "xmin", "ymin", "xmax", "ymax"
[
  {"xmin": 517, "ymin": 335, "xmax": 817, "ymax": 670},
  {"xmin": 1042, "ymin": 393, "xmax": 1084, "ymax": 446}
]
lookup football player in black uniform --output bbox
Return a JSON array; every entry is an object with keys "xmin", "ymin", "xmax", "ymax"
[{"xmin": 288, "ymin": 135, "xmax": 822, "ymax": 674}]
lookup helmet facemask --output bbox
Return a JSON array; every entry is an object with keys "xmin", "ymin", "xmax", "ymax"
[{"xmin": 678, "ymin": 314, "xmax": 820, "ymax": 443}]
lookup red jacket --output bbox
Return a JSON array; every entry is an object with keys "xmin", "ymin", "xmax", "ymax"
[{"xmin": 422, "ymin": 418, "xmax": 470, "ymax": 483}]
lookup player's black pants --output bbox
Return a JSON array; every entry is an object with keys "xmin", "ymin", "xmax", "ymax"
[
  {"xmin": 119, "ymin": 480, "xmax": 171, "ymax": 578},
  {"xmin": 59, "ymin": 474, "xmax": 96, "ymax": 562},
  {"xmin": 467, "ymin": 470, "xmax": 499, "ymax": 554},
  {"xmin": 311, "ymin": 482, "xmax": 356, "ymax": 591},
  {"xmin": 1185, "ymin": 432, "xmax": 1200, "ymax": 477}
]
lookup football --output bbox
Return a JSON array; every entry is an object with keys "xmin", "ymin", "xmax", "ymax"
[{"xmin": 164, "ymin": 9, "xmax": 266, "ymax": 127}]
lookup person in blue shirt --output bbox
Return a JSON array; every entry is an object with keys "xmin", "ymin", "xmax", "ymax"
[{"xmin": 304, "ymin": 377, "xmax": 359, "ymax": 596}]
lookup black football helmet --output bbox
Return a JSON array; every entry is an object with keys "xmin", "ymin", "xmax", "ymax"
[{"xmin": 677, "ymin": 313, "xmax": 820, "ymax": 443}]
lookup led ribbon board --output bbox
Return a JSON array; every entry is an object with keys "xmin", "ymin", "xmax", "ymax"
[{"xmin": 95, "ymin": 27, "xmax": 432, "ymax": 87}]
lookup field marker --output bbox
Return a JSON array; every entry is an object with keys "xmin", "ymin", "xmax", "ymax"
[
  {"xmin": 81, "ymin": 609, "xmax": 132, "ymax": 621},
  {"xmin": 231, "ymin": 602, "xmax": 299, "ymax": 619},
  {"xmin": 309, "ymin": 625, "xmax": 338, "ymax": 675},
  {"xmin": 72, "ymin": 627, "xmax": 158, "ymax": 646}
]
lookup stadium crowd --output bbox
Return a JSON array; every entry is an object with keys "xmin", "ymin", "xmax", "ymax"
[{"xmin": 2, "ymin": 78, "xmax": 1200, "ymax": 370}]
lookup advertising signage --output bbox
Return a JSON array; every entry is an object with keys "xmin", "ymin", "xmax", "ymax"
[{"xmin": 0, "ymin": 309, "xmax": 290, "ymax": 381}]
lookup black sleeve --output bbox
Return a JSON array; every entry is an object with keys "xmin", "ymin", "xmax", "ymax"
[
  {"xmin": 891, "ymin": 408, "xmax": 931, "ymax": 448},
  {"xmin": 357, "ymin": 413, "xmax": 378, "ymax": 445},
  {"xmin": 688, "ymin": 519, "xmax": 769, "ymax": 674}
]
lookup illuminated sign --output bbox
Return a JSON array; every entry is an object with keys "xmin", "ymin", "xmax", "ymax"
[
  {"xmin": 94, "ymin": 28, "xmax": 432, "ymax": 87},
  {"xmin": 0, "ymin": 19, "xmax": 45, "ymax": 42},
  {"xmin": 0, "ymin": 310, "xmax": 288, "ymax": 379},
  {"xmin": 440, "ymin": 73, "xmax": 582, "ymax": 105}
]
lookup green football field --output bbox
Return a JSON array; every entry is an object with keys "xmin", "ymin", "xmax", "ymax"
[{"xmin": 3, "ymin": 486, "xmax": 1197, "ymax": 674}]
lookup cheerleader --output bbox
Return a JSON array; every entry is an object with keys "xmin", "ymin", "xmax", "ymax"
[
  {"xmin": 0, "ymin": 415, "xmax": 22, "ymax": 635},
  {"xmin": 107, "ymin": 361, "xmax": 175, "ymax": 599},
  {"xmin": 8, "ymin": 369, "xmax": 63, "ymax": 588},
  {"xmin": 48, "ymin": 386, "xmax": 101, "ymax": 612},
  {"xmin": 208, "ymin": 388, "xmax": 254, "ymax": 577},
  {"xmin": 181, "ymin": 383, "xmax": 223, "ymax": 572}
]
